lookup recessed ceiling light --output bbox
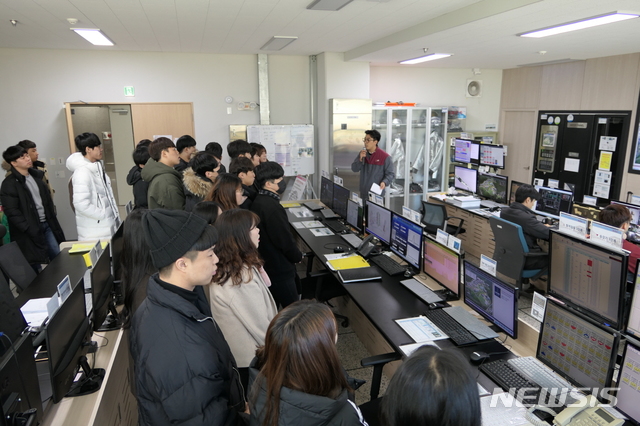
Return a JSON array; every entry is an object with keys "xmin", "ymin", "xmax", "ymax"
[
  {"xmin": 307, "ymin": 0, "xmax": 354, "ymax": 11},
  {"xmin": 519, "ymin": 12, "xmax": 639, "ymax": 38},
  {"xmin": 71, "ymin": 28, "xmax": 114, "ymax": 46},
  {"xmin": 399, "ymin": 53, "xmax": 452, "ymax": 65},
  {"xmin": 261, "ymin": 36, "xmax": 298, "ymax": 51}
]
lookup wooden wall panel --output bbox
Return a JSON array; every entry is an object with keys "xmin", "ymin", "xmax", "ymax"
[
  {"xmin": 500, "ymin": 67, "xmax": 542, "ymax": 110},
  {"xmin": 581, "ymin": 53, "xmax": 640, "ymax": 110},
  {"xmin": 500, "ymin": 110, "xmax": 538, "ymax": 184},
  {"xmin": 539, "ymin": 61, "xmax": 585, "ymax": 110},
  {"xmin": 130, "ymin": 103, "xmax": 195, "ymax": 142}
]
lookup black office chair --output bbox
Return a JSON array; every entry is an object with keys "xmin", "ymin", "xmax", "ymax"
[
  {"xmin": 489, "ymin": 216, "xmax": 547, "ymax": 289},
  {"xmin": 357, "ymin": 351, "xmax": 403, "ymax": 426},
  {"xmin": 300, "ymin": 252, "xmax": 349, "ymax": 327},
  {"xmin": 420, "ymin": 201, "xmax": 465, "ymax": 237},
  {"xmin": 0, "ymin": 242, "xmax": 37, "ymax": 293}
]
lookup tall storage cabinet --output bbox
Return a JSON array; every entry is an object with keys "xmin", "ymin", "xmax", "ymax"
[{"xmin": 372, "ymin": 106, "xmax": 448, "ymax": 213}]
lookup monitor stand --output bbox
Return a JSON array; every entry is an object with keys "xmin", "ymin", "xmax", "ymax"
[
  {"xmin": 66, "ymin": 356, "xmax": 105, "ymax": 398},
  {"xmin": 97, "ymin": 300, "xmax": 122, "ymax": 332}
]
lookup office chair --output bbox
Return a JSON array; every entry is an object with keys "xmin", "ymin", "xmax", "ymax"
[
  {"xmin": 489, "ymin": 216, "xmax": 548, "ymax": 289},
  {"xmin": 300, "ymin": 252, "xmax": 349, "ymax": 327},
  {"xmin": 420, "ymin": 201, "xmax": 465, "ymax": 237},
  {"xmin": 357, "ymin": 351, "xmax": 403, "ymax": 426},
  {"xmin": 0, "ymin": 242, "xmax": 37, "ymax": 293}
]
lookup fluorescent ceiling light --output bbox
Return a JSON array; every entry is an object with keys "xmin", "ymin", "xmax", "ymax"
[
  {"xmin": 399, "ymin": 53, "xmax": 451, "ymax": 65},
  {"xmin": 519, "ymin": 12, "xmax": 639, "ymax": 38},
  {"xmin": 71, "ymin": 28, "xmax": 114, "ymax": 46},
  {"xmin": 261, "ymin": 36, "xmax": 298, "ymax": 51},
  {"xmin": 307, "ymin": 0, "xmax": 353, "ymax": 11}
]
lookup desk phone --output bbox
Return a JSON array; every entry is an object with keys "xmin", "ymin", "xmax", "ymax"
[{"xmin": 553, "ymin": 395, "xmax": 623, "ymax": 426}]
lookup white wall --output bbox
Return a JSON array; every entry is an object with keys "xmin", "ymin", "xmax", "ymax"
[
  {"xmin": 0, "ymin": 48, "xmax": 311, "ymax": 238},
  {"xmin": 370, "ymin": 67, "xmax": 503, "ymax": 132}
]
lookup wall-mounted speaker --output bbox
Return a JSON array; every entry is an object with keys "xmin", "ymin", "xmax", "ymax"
[{"xmin": 466, "ymin": 80, "xmax": 482, "ymax": 98}]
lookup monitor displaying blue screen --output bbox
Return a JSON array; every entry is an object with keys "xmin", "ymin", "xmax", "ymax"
[
  {"xmin": 390, "ymin": 213, "xmax": 423, "ymax": 269},
  {"xmin": 454, "ymin": 139, "xmax": 479, "ymax": 164},
  {"xmin": 332, "ymin": 183, "xmax": 350, "ymax": 219},
  {"xmin": 366, "ymin": 201, "xmax": 392, "ymax": 245}
]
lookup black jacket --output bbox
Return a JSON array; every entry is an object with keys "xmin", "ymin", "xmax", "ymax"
[
  {"xmin": 0, "ymin": 167, "xmax": 65, "ymax": 263},
  {"xmin": 250, "ymin": 193, "xmax": 302, "ymax": 279},
  {"xmin": 175, "ymin": 157, "xmax": 189, "ymax": 172},
  {"xmin": 500, "ymin": 202, "xmax": 550, "ymax": 250},
  {"xmin": 126, "ymin": 165, "xmax": 148, "ymax": 209},
  {"xmin": 130, "ymin": 275, "xmax": 246, "ymax": 426}
]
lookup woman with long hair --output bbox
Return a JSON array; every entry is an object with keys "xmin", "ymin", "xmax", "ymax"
[
  {"xmin": 205, "ymin": 173, "xmax": 245, "ymax": 211},
  {"xmin": 249, "ymin": 300, "xmax": 367, "ymax": 426},
  {"xmin": 192, "ymin": 200, "xmax": 223, "ymax": 225},
  {"xmin": 210, "ymin": 208, "xmax": 278, "ymax": 390}
]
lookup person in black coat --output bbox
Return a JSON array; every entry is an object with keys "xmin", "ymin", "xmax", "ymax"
[
  {"xmin": 130, "ymin": 209, "xmax": 247, "ymax": 426},
  {"xmin": 230, "ymin": 157, "xmax": 257, "ymax": 210},
  {"xmin": 250, "ymin": 162, "xmax": 302, "ymax": 308},
  {"xmin": 0, "ymin": 146, "xmax": 65, "ymax": 268},
  {"xmin": 500, "ymin": 183, "xmax": 551, "ymax": 270},
  {"xmin": 126, "ymin": 145, "xmax": 150, "ymax": 209}
]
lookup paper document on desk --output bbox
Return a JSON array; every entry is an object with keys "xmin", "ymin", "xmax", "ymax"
[
  {"xmin": 395, "ymin": 316, "xmax": 448, "ymax": 342},
  {"xmin": 20, "ymin": 297, "xmax": 53, "ymax": 331},
  {"xmin": 301, "ymin": 220, "xmax": 324, "ymax": 228},
  {"xmin": 399, "ymin": 341, "xmax": 438, "ymax": 356},
  {"xmin": 289, "ymin": 207, "xmax": 314, "ymax": 218},
  {"xmin": 309, "ymin": 227, "xmax": 333, "ymax": 237}
]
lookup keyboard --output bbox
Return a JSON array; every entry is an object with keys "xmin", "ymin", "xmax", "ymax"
[
  {"xmin": 341, "ymin": 233, "xmax": 363, "ymax": 248},
  {"xmin": 400, "ymin": 278, "xmax": 443, "ymax": 304},
  {"xmin": 444, "ymin": 306, "xmax": 498, "ymax": 340},
  {"xmin": 480, "ymin": 357, "xmax": 579, "ymax": 408},
  {"xmin": 324, "ymin": 219, "xmax": 349, "ymax": 234},
  {"xmin": 303, "ymin": 201, "xmax": 323, "ymax": 211},
  {"xmin": 369, "ymin": 254, "xmax": 406, "ymax": 276},
  {"xmin": 422, "ymin": 308, "xmax": 478, "ymax": 345}
]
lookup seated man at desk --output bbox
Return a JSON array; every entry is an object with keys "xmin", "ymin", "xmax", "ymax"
[{"xmin": 500, "ymin": 184, "xmax": 550, "ymax": 270}]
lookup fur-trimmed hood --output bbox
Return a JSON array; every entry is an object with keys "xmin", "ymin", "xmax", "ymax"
[{"xmin": 182, "ymin": 167, "xmax": 213, "ymax": 199}]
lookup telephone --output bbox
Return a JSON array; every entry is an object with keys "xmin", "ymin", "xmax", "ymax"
[
  {"xmin": 356, "ymin": 235, "xmax": 376, "ymax": 258},
  {"xmin": 553, "ymin": 395, "xmax": 623, "ymax": 426}
]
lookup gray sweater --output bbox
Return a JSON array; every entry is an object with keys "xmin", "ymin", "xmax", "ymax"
[{"xmin": 351, "ymin": 148, "xmax": 395, "ymax": 198}]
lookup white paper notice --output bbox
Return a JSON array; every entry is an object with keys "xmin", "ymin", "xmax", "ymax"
[
  {"xmin": 594, "ymin": 170, "xmax": 612, "ymax": 185},
  {"xmin": 533, "ymin": 178, "xmax": 544, "ymax": 187},
  {"xmin": 547, "ymin": 179, "xmax": 559, "ymax": 189},
  {"xmin": 593, "ymin": 183, "xmax": 610, "ymax": 199},
  {"xmin": 310, "ymin": 228, "xmax": 333, "ymax": 237},
  {"xmin": 632, "ymin": 195, "xmax": 640, "ymax": 206},
  {"xmin": 395, "ymin": 317, "xmax": 449, "ymax": 342},
  {"xmin": 599, "ymin": 136, "xmax": 617, "ymax": 151},
  {"xmin": 531, "ymin": 292, "xmax": 547, "ymax": 322},
  {"xmin": 480, "ymin": 254, "xmax": 497, "ymax": 277},
  {"xmin": 370, "ymin": 183, "xmax": 383, "ymax": 195},
  {"xmin": 563, "ymin": 158, "xmax": 580, "ymax": 173}
]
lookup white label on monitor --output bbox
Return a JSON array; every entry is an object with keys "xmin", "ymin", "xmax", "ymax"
[
  {"xmin": 590, "ymin": 221, "xmax": 624, "ymax": 249},
  {"xmin": 322, "ymin": 170, "xmax": 329, "ymax": 178},
  {"xmin": 57, "ymin": 275, "xmax": 72, "ymax": 303},
  {"xmin": 374, "ymin": 194, "xmax": 384, "ymax": 206},
  {"xmin": 547, "ymin": 179, "xmax": 559, "ymax": 189},
  {"xmin": 402, "ymin": 206, "xmax": 421, "ymax": 224},
  {"xmin": 351, "ymin": 192, "xmax": 360, "ymax": 203},
  {"xmin": 436, "ymin": 229, "xmax": 449, "ymax": 245},
  {"xmin": 631, "ymin": 195, "xmax": 640, "ymax": 206},
  {"xmin": 559, "ymin": 212, "xmax": 588, "ymax": 239},
  {"xmin": 480, "ymin": 254, "xmax": 497, "ymax": 276},
  {"xmin": 583, "ymin": 195, "xmax": 597, "ymax": 206},
  {"xmin": 333, "ymin": 175, "xmax": 343, "ymax": 186},
  {"xmin": 447, "ymin": 235, "xmax": 461, "ymax": 253},
  {"xmin": 530, "ymin": 292, "xmax": 547, "ymax": 322}
]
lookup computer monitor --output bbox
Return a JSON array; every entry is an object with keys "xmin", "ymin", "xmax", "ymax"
[
  {"xmin": 332, "ymin": 183, "xmax": 350, "ymax": 219},
  {"xmin": 422, "ymin": 237, "xmax": 461, "ymax": 299},
  {"xmin": 572, "ymin": 202, "xmax": 601, "ymax": 222},
  {"xmin": 509, "ymin": 180, "xmax": 526, "ymax": 205},
  {"xmin": 611, "ymin": 200, "xmax": 640, "ymax": 243},
  {"xmin": 365, "ymin": 201, "xmax": 392, "ymax": 245},
  {"xmin": 626, "ymin": 258, "xmax": 640, "ymax": 338},
  {"xmin": 534, "ymin": 186, "xmax": 573, "ymax": 217},
  {"xmin": 463, "ymin": 261, "xmax": 518, "ymax": 338},
  {"xmin": 479, "ymin": 144, "xmax": 505, "ymax": 169},
  {"xmin": 548, "ymin": 231, "xmax": 627, "ymax": 329},
  {"xmin": 615, "ymin": 338, "xmax": 640, "ymax": 423},
  {"xmin": 454, "ymin": 166, "xmax": 477, "ymax": 194},
  {"xmin": 477, "ymin": 173, "xmax": 508, "ymax": 205},
  {"xmin": 536, "ymin": 299, "xmax": 619, "ymax": 391},
  {"xmin": 454, "ymin": 139, "xmax": 479, "ymax": 164},
  {"xmin": 346, "ymin": 199, "xmax": 364, "ymax": 232},
  {"xmin": 320, "ymin": 176, "xmax": 333, "ymax": 209},
  {"xmin": 0, "ymin": 333, "xmax": 43, "ymax": 425},
  {"xmin": 389, "ymin": 213, "xmax": 423, "ymax": 270},
  {"xmin": 0, "ymin": 273, "xmax": 27, "ymax": 356},
  {"xmin": 110, "ymin": 219, "xmax": 124, "ymax": 283},
  {"xmin": 90, "ymin": 245, "xmax": 120, "ymax": 332}
]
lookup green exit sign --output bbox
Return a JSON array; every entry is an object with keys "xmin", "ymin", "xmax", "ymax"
[{"xmin": 124, "ymin": 86, "xmax": 135, "ymax": 97}]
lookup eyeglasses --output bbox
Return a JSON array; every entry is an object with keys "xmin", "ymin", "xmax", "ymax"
[{"xmin": 363, "ymin": 138, "xmax": 376, "ymax": 142}]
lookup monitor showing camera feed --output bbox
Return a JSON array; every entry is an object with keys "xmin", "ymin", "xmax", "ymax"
[
  {"xmin": 366, "ymin": 201, "xmax": 392, "ymax": 245},
  {"xmin": 611, "ymin": 200, "xmax": 640, "ymax": 244},
  {"xmin": 454, "ymin": 139, "xmax": 479, "ymax": 164},
  {"xmin": 389, "ymin": 213, "xmax": 423, "ymax": 270},
  {"xmin": 534, "ymin": 186, "xmax": 573, "ymax": 217},
  {"xmin": 346, "ymin": 199, "xmax": 364, "ymax": 232},
  {"xmin": 537, "ymin": 300, "xmax": 618, "ymax": 390},
  {"xmin": 464, "ymin": 261, "xmax": 518, "ymax": 338},
  {"xmin": 454, "ymin": 166, "xmax": 477, "ymax": 194},
  {"xmin": 332, "ymin": 183, "xmax": 350, "ymax": 219},
  {"xmin": 509, "ymin": 180, "xmax": 525, "ymax": 205},
  {"xmin": 423, "ymin": 237, "xmax": 460, "ymax": 297},
  {"xmin": 479, "ymin": 144, "xmax": 505, "ymax": 169},
  {"xmin": 549, "ymin": 232, "xmax": 627, "ymax": 328},
  {"xmin": 320, "ymin": 176, "xmax": 333, "ymax": 209},
  {"xmin": 477, "ymin": 173, "xmax": 508, "ymax": 205},
  {"xmin": 615, "ymin": 339, "xmax": 640, "ymax": 423},
  {"xmin": 626, "ymin": 259, "xmax": 640, "ymax": 338}
]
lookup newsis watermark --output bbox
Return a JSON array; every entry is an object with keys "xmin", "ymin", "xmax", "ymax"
[{"xmin": 488, "ymin": 388, "xmax": 619, "ymax": 408}]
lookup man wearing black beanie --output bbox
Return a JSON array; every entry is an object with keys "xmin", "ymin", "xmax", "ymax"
[{"xmin": 129, "ymin": 209, "xmax": 247, "ymax": 425}]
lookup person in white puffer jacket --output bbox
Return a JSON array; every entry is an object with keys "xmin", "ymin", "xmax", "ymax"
[{"xmin": 66, "ymin": 132, "xmax": 120, "ymax": 241}]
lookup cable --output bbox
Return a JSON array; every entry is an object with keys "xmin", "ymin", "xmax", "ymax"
[{"xmin": 92, "ymin": 333, "xmax": 109, "ymax": 348}]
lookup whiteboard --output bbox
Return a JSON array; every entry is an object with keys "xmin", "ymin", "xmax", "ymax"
[{"xmin": 247, "ymin": 124, "xmax": 314, "ymax": 176}]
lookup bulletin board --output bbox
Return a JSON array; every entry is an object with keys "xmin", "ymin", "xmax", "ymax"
[{"xmin": 247, "ymin": 125, "xmax": 314, "ymax": 176}]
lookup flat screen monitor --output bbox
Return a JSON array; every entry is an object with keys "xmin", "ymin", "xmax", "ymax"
[
  {"xmin": 91, "ymin": 245, "xmax": 115, "ymax": 331},
  {"xmin": 611, "ymin": 200, "xmax": 640, "ymax": 243},
  {"xmin": 509, "ymin": 180, "xmax": 526, "ymax": 205},
  {"xmin": 423, "ymin": 237, "xmax": 460, "ymax": 298},
  {"xmin": 477, "ymin": 173, "xmax": 508, "ymax": 205},
  {"xmin": 615, "ymin": 338, "xmax": 640, "ymax": 423},
  {"xmin": 389, "ymin": 213, "xmax": 423, "ymax": 270},
  {"xmin": 365, "ymin": 201, "xmax": 392, "ymax": 245},
  {"xmin": 536, "ymin": 299, "xmax": 618, "ymax": 391},
  {"xmin": 454, "ymin": 166, "xmax": 477, "ymax": 194},
  {"xmin": 110, "ymin": 220, "xmax": 124, "ymax": 283},
  {"xmin": 464, "ymin": 261, "xmax": 518, "ymax": 338},
  {"xmin": 454, "ymin": 139, "xmax": 479, "ymax": 164},
  {"xmin": 534, "ymin": 186, "xmax": 573, "ymax": 217},
  {"xmin": 626, "ymin": 258, "xmax": 640, "ymax": 338},
  {"xmin": 45, "ymin": 280, "xmax": 91, "ymax": 403},
  {"xmin": 346, "ymin": 199, "xmax": 364, "ymax": 232},
  {"xmin": 548, "ymin": 232, "xmax": 627, "ymax": 329},
  {"xmin": 332, "ymin": 183, "xmax": 350, "ymax": 219},
  {"xmin": 0, "ymin": 273, "xmax": 27, "ymax": 356},
  {"xmin": 320, "ymin": 176, "xmax": 333, "ymax": 209},
  {"xmin": 571, "ymin": 202, "xmax": 601, "ymax": 222},
  {"xmin": 479, "ymin": 144, "xmax": 505, "ymax": 169}
]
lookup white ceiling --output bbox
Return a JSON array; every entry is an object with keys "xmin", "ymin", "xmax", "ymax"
[{"xmin": 1, "ymin": 0, "xmax": 639, "ymax": 69}]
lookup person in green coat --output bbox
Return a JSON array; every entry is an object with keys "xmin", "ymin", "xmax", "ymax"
[{"xmin": 141, "ymin": 137, "xmax": 186, "ymax": 210}]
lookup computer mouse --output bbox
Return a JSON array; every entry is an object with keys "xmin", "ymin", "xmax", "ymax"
[
  {"xmin": 543, "ymin": 217, "xmax": 553, "ymax": 225},
  {"xmin": 403, "ymin": 269, "xmax": 413, "ymax": 278},
  {"xmin": 427, "ymin": 301, "xmax": 446, "ymax": 310},
  {"xmin": 470, "ymin": 351, "xmax": 490, "ymax": 364},
  {"xmin": 333, "ymin": 246, "xmax": 345, "ymax": 253}
]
